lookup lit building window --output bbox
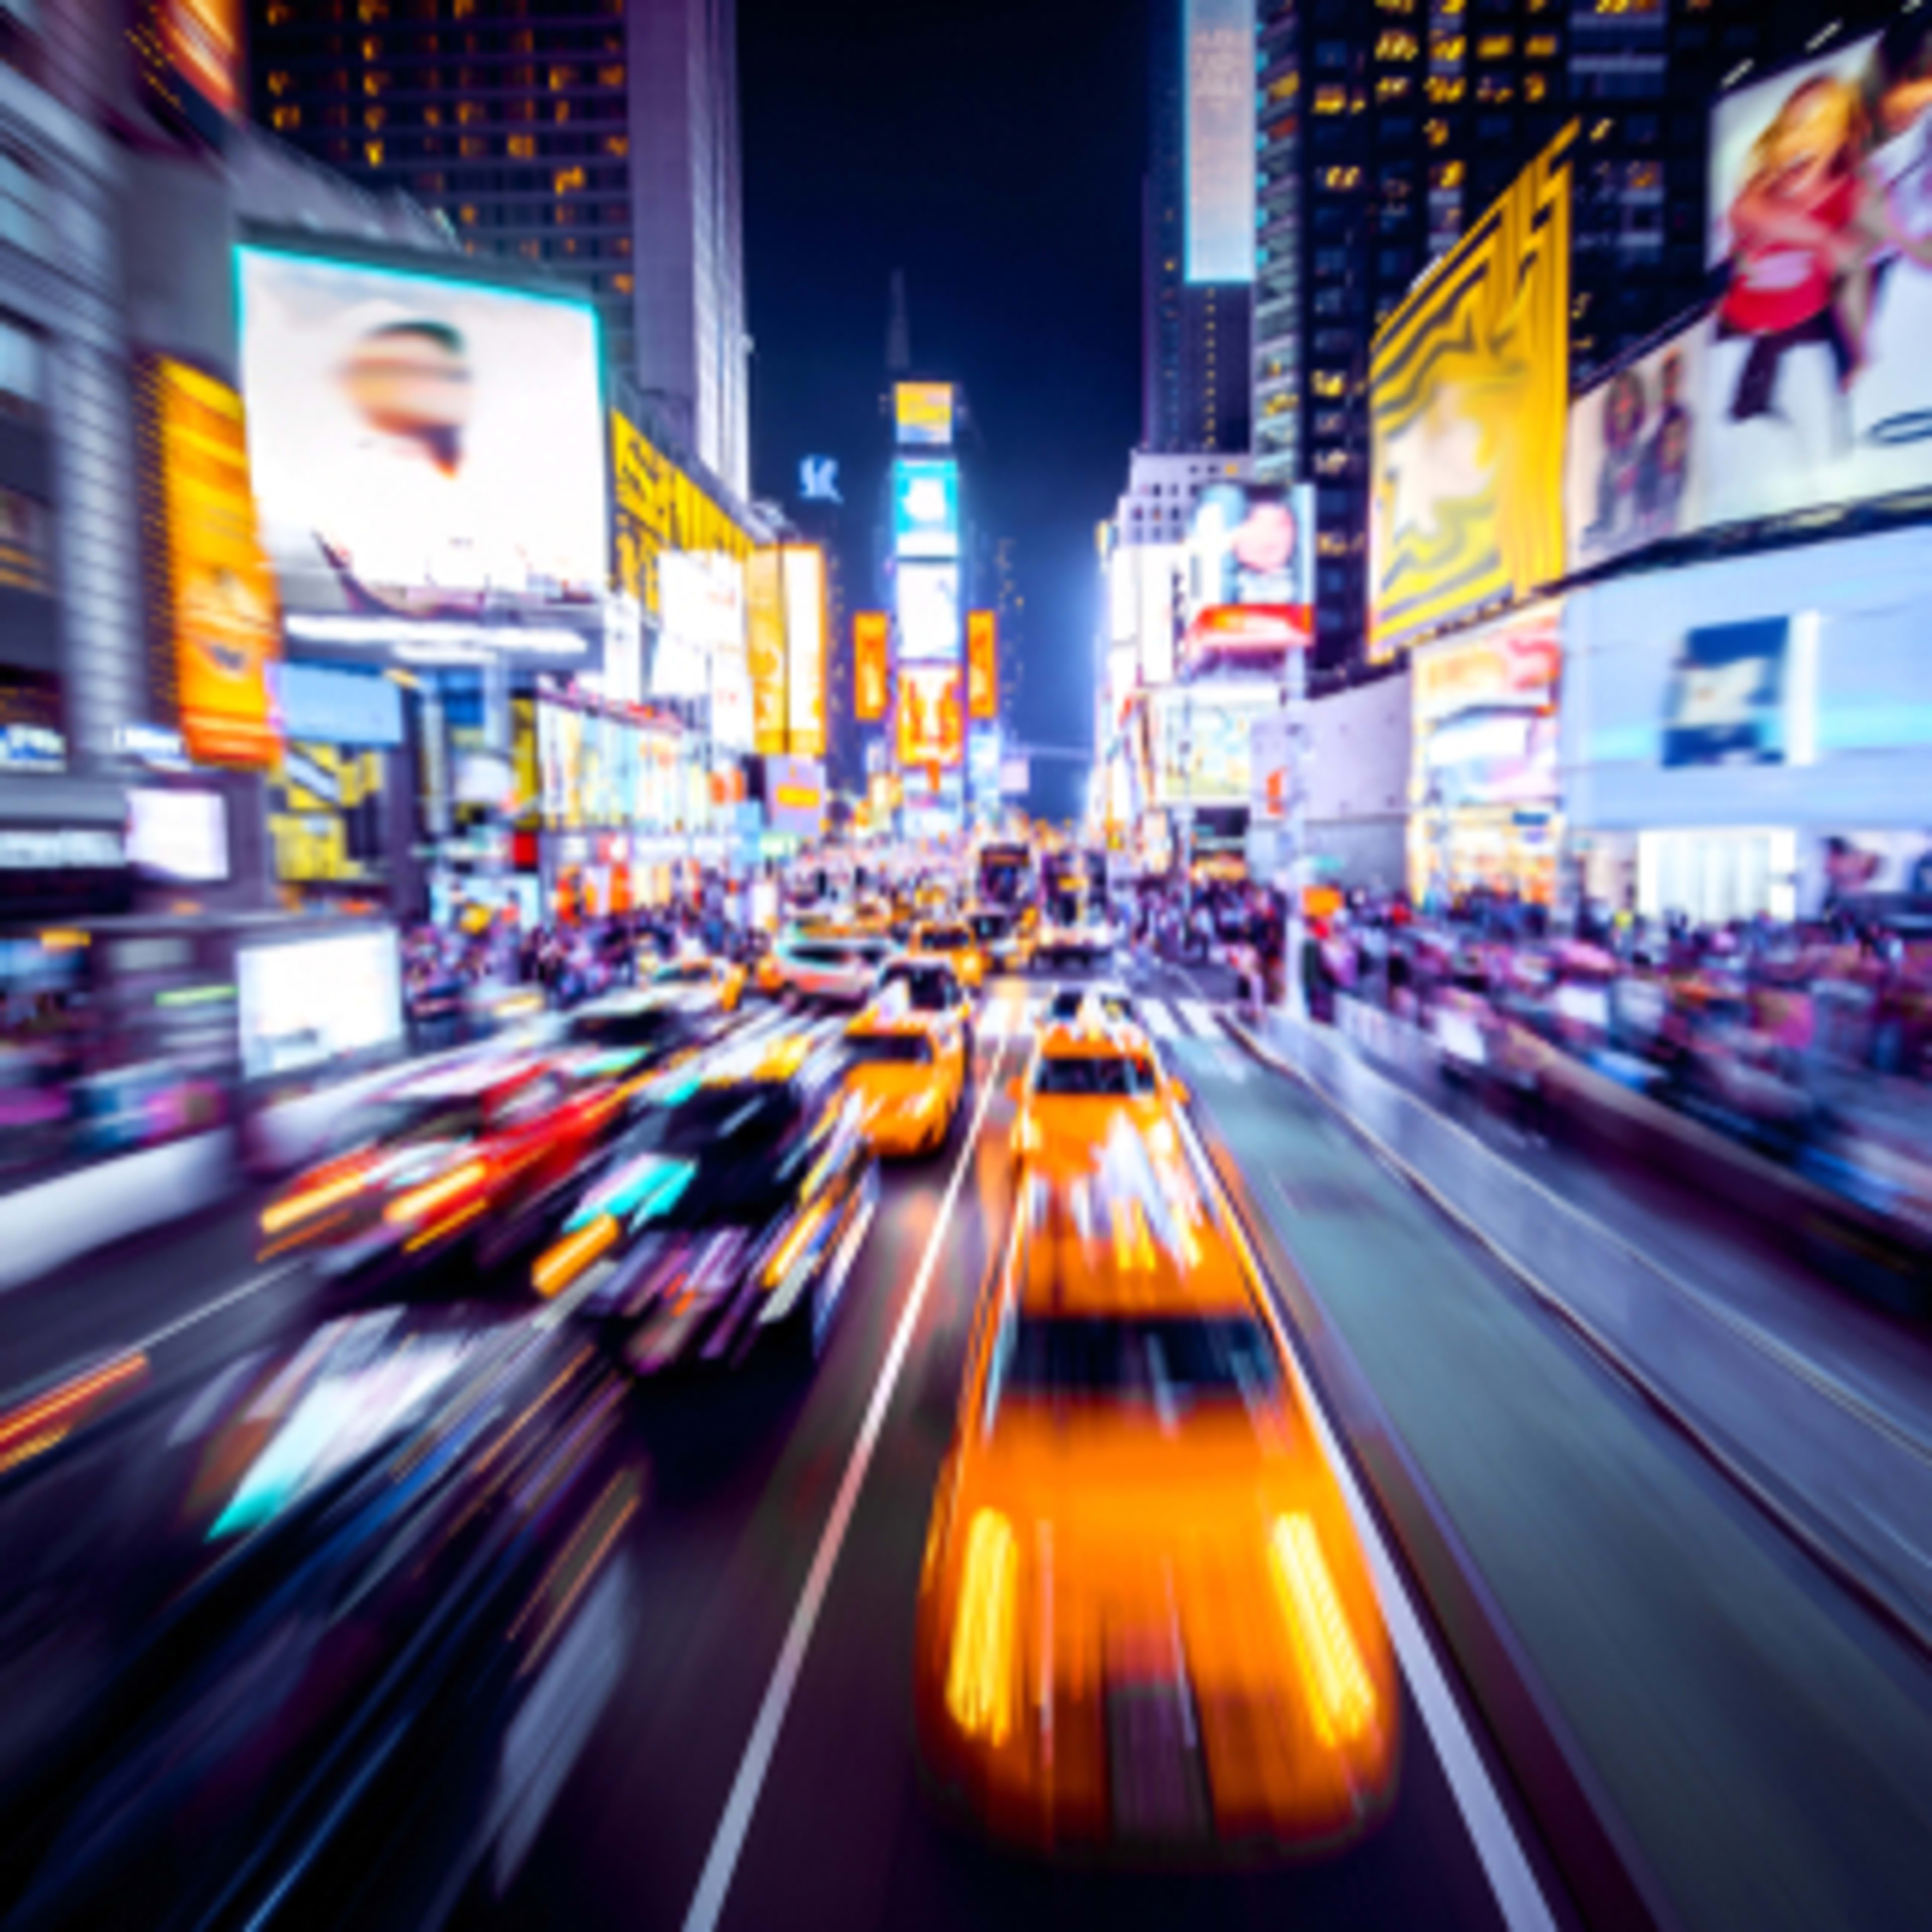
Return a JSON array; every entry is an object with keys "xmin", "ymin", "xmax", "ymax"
[
  {"xmin": 1477, "ymin": 76, "xmax": 1514, "ymax": 102},
  {"xmin": 1427, "ymin": 74, "xmax": 1465, "ymax": 101},
  {"xmin": 1430, "ymin": 35, "xmax": 1465, "ymax": 63},
  {"xmin": 605, "ymin": 134, "xmax": 629, "ymax": 156},
  {"xmin": 1314, "ymin": 85, "xmax": 1347, "ymax": 113},
  {"xmin": 614, "ymin": 272, "xmax": 634, "ymax": 294},
  {"xmin": 1376, "ymin": 30, "xmax": 1419, "ymax": 58},
  {"xmin": 1525, "ymin": 34, "xmax": 1558, "ymax": 57},
  {"xmin": 1426, "ymin": 117, "xmax": 1449, "ymax": 146},
  {"xmin": 598, "ymin": 64, "xmax": 625, "ymax": 87},
  {"xmin": 1378, "ymin": 75, "xmax": 1412, "ymax": 100},
  {"xmin": 1431, "ymin": 159, "xmax": 1465, "ymax": 188},
  {"xmin": 363, "ymin": 139, "xmax": 384, "ymax": 165},
  {"xmin": 1476, "ymin": 34, "xmax": 1512, "ymax": 59},
  {"xmin": 267, "ymin": 71, "xmax": 291, "ymax": 96},
  {"xmin": 1525, "ymin": 72, "xmax": 1548, "ymax": 101},
  {"xmin": 1313, "ymin": 370, "xmax": 1346, "ymax": 397},
  {"xmin": 508, "ymin": 133, "xmax": 536, "ymax": 159}
]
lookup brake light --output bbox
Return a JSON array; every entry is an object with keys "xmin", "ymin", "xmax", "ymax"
[
  {"xmin": 945, "ymin": 1509, "xmax": 1020, "ymax": 1745},
  {"xmin": 261, "ymin": 1167, "xmax": 367, "ymax": 1236},
  {"xmin": 384, "ymin": 1159, "xmax": 487, "ymax": 1226},
  {"xmin": 1268, "ymin": 1514, "xmax": 1378, "ymax": 1747},
  {"xmin": 534, "ymin": 1214, "xmax": 620, "ymax": 1298}
]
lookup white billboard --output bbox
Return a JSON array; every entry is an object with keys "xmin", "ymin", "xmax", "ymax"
[
  {"xmin": 1136, "ymin": 543, "xmax": 1184, "ymax": 686},
  {"xmin": 236, "ymin": 246, "xmax": 606, "ymax": 624},
  {"xmin": 1184, "ymin": 0, "xmax": 1256, "ymax": 284},
  {"xmin": 1568, "ymin": 326, "xmax": 1704, "ymax": 571},
  {"xmin": 780, "ymin": 545, "xmax": 826, "ymax": 759},
  {"xmin": 896, "ymin": 560, "xmax": 960, "ymax": 662}
]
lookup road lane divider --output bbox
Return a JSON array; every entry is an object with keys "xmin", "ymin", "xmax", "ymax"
[{"xmin": 680, "ymin": 1027, "xmax": 1015, "ymax": 1932}]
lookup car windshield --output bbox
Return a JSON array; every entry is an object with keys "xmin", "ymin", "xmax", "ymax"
[
  {"xmin": 997, "ymin": 1313, "xmax": 1280, "ymax": 1412},
  {"xmin": 330, "ymin": 1094, "xmax": 482, "ymax": 1155},
  {"xmin": 847, "ymin": 1033, "xmax": 933, "ymax": 1066},
  {"xmin": 625, "ymin": 1083, "xmax": 796, "ymax": 1155},
  {"xmin": 920, "ymin": 926, "xmax": 971, "ymax": 951},
  {"xmin": 880, "ymin": 967, "xmax": 954, "ymax": 1011},
  {"xmin": 1032, "ymin": 1054, "xmax": 1157, "ymax": 1097}
]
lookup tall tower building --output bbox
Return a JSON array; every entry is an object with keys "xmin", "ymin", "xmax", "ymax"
[
  {"xmin": 1143, "ymin": 0, "xmax": 1253, "ymax": 455},
  {"xmin": 249, "ymin": 0, "xmax": 750, "ymax": 496},
  {"xmin": 1251, "ymin": 0, "xmax": 1883, "ymax": 675}
]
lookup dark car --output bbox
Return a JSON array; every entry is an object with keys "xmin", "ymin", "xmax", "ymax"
[
  {"xmin": 0, "ymin": 1305, "xmax": 640, "ymax": 1931},
  {"xmin": 532, "ymin": 1023, "xmax": 879, "ymax": 1374}
]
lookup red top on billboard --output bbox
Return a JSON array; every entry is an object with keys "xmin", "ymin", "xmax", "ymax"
[{"xmin": 1181, "ymin": 602, "xmax": 1312, "ymax": 673}]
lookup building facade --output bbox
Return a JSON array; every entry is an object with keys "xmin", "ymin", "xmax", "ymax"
[{"xmin": 249, "ymin": 0, "xmax": 750, "ymax": 495}]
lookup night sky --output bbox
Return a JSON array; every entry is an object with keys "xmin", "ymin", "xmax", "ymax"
[{"xmin": 737, "ymin": 0, "xmax": 1148, "ymax": 824}]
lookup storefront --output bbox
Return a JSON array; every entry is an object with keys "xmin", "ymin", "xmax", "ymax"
[
  {"xmin": 1562, "ymin": 525, "xmax": 1932, "ymax": 925},
  {"xmin": 1408, "ymin": 604, "xmax": 1563, "ymax": 906}
]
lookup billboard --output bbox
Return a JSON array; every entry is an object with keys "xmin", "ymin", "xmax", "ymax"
[
  {"xmin": 780, "ymin": 545, "xmax": 826, "ymax": 759},
  {"xmin": 145, "ymin": 358, "xmax": 282, "ymax": 768},
  {"xmin": 1184, "ymin": 0, "xmax": 1257, "ymax": 284},
  {"xmin": 897, "ymin": 663, "xmax": 964, "ymax": 770},
  {"xmin": 1137, "ymin": 543, "xmax": 1183, "ymax": 686},
  {"xmin": 1662, "ymin": 619, "xmax": 1792, "ymax": 769},
  {"xmin": 747, "ymin": 548, "xmax": 788, "ymax": 755},
  {"xmin": 1411, "ymin": 604, "xmax": 1563, "ymax": 811},
  {"xmin": 893, "ymin": 458, "xmax": 960, "ymax": 559},
  {"xmin": 968, "ymin": 609, "xmax": 998, "ymax": 720},
  {"xmin": 1369, "ymin": 124, "xmax": 1576, "ymax": 662},
  {"xmin": 136, "ymin": 0, "xmax": 240, "ymax": 137},
  {"xmin": 1568, "ymin": 325, "xmax": 1704, "ymax": 570},
  {"xmin": 896, "ymin": 560, "xmax": 960, "ymax": 661},
  {"xmin": 1148, "ymin": 683, "xmax": 1277, "ymax": 805},
  {"xmin": 895, "ymin": 382, "xmax": 956, "ymax": 447},
  {"xmin": 612, "ymin": 410, "xmax": 754, "ymax": 619},
  {"xmin": 237, "ymin": 246, "xmax": 606, "ymax": 629},
  {"xmin": 1704, "ymin": 30, "xmax": 1932, "ymax": 529},
  {"xmin": 765, "ymin": 754, "xmax": 826, "ymax": 840},
  {"xmin": 1187, "ymin": 480, "xmax": 1315, "ymax": 616},
  {"xmin": 854, "ymin": 610, "xmax": 890, "ymax": 720}
]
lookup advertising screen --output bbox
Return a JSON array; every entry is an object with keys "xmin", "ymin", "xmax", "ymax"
[
  {"xmin": 1149, "ymin": 684, "xmax": 1277, "ymax": 805},
  {"xmin": 765, "ymin": 754, "xmax": 826, "ymax": 840},
  {"xmin": 968, "ymin": 609, "xmax": 998, "ymax": 720},
  {"xmin": 128, "ymin": 788, "xmax": 228, "ymax": 882},
  {"xmin": 1184, "ymin": 0, "xmax": 1257, "ymax": 284},
  {"xmin": 1662, "ymin": 618, "xmax": 1792, "ymax": 769},
  {"xmin": 146, "ymin": 358, "xmax": 281, "ymax": 768},
  {"xmin": 781, "ymin": 545, "xmax": 826, "ymax": 759},
  {"xmin": 612, "ymin": 411, "xmax": 753, "ymax": 619},
  {"xmin": 236, "ymin": 246, "xmax": 606, "ymax": 627},
  {"xmin": 854, "ymin": 610, "xmax": 890, "ymax": 720},
  {"xmin": 897, "ymin": 663, "xmax": 964, "ymax": 770},
  {"xmin": 894, "ymin": 382, "xmax": 956, "ymax": 447},
  {"xmin": 1369, "ymin": 124, "xmax": 1576, "ymax": 662},
  {"xmin": 1188, "ymin": 481, "xmax": 1315, "ymax": 614},
  {"xmin": 1412, "ymin": 605, "xmax": 1562, "ymax": 810},
  {"xmin": 1704, "ymin": 31, "xmax": 1932, "ymax": 529},
  {"xmin": 1568, "ymin": 324, "xmax": 1704, "ymax": 570},
  {"xmin": 892, "ymin": 458, "xmax": 960, "ymax": 559},
  {"xmin": 747, "ymin": 548, "xmax": 788, "ymax": 756},
  {"xmin": 237, "ymin": 929, "xmax": 403, "ymax": 1082},
  {"xmin": 896, "ymin": 561, "xmax": 961, "ymax": 662},
  {"xmin": 1137, "ymin": 544, "xmax": 1182, "ymax": 686}
]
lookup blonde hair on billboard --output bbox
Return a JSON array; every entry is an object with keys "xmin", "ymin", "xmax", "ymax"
[{"xmin": 1746, "ymin": 74, "xmax": 1868, "ymax": 185}]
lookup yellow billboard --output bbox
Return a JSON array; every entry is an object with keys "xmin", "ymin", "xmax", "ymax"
[
  {"xmin": 1368, "ymin": 123, "xmax": 1576, "ymax": 663},
  {"xmin": 612, "ymin": 410, "xmax": 753, "ymax": 618},
  {"xmin": 146, "ymin": 358, "xmax": 282, "ymax": 768},
  {"xmin": 746, "ymin": 548, "xmax": 788, "ymax": 756},
  {"xmin": 894, "ymin": 381, "xmax": 955, "ymax": 448},
  {"xmin": 780, "ymin": 545, "xmax": 826, "ymax": 760}
]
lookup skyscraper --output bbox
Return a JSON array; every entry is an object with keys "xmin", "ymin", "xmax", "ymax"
[
  {"xmin": 1252, "ymin": 0, "xmax": 1888, "ymax": 674},
  {"xmin": 249, "ymin": 0, "xmax": 750, "ymax": 495},
  {"xmin": 1143, "ymin": 0, "xmax": 1253, "ymax": 455}
]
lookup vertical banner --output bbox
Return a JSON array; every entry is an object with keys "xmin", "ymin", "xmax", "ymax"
[
  {"xmin": 897, "ymin": 664, "xmax": 963, "ymax": 769},
  {"xmin": 967, "ymin": 609, "xmax": 998, "ymax": 720},
  {"xmin": 746, "ymin": 548, "xmax": 788, "ymax": 756},
  {"xmin": 854, "ymin": 609, "xmax": 890, "ymax": 720},
  {"xmin": 145, "ymin": 358, "xmax": 282, "ymax": 768},
  {"xmin": 779, "ymin": 544, "xmax": 826, "ymax": 759}
]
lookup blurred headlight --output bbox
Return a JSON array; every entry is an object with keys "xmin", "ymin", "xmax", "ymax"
[
  {"xmin": 534, "ymin": 1214, "xmax": 619, "ymax": 1298},
  {"xmin": 261, "ymin": 1169, "xmax": 366, "ymax": 1236},
  {"xmin": 384, "ymin": 1159, "xmax": 487, "ymax": 1226},
  {"xmin": 945, "ymin": 1508, "xmax": 1019, "ymax": 1745},
  {"xmin": 1268, "ymin": 1514, "xmax": 1377, "ymax": 1747}
]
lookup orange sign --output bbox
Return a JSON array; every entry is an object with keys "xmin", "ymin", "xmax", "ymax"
[
  {"xmin": 967, "ymin": 609, "xmax": 997, "ymax": 720},
  {"xmin": 897, "ymin": 664, "xmax": 963, "ymax": 770},
  {"xmin": 854, "ymin": 610, "xmax": 890, "ymax": 721},
  {"xmin": 746, "ymin": 549, "xmax": 788, "ymax": 755},
  {"xmin": 150, "ymin": 359, "xmax": 281, "ymax": 768}
]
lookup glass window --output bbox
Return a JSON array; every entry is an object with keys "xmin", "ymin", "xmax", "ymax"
[
  {"xmin": 1000, "ymin": 1315, "xmax": 1281, "ymax": 1410},
  {"xmin": 0, "ymin": 313, "xmax": 42, "ymax": 416},
  {"xmin": 1031, "ymin": 1054, "xmax": 1156, "ymax": 1098},
  {"xmin": 0, "ymin": 150, "xmax": 44, "ymax": 254},
  {"xmin": 0, "ymin": 488, "xmax": 49, "ymax": 592}
]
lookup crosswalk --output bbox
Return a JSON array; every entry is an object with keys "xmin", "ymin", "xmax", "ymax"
[{"xmin": 978, "ymin": 988, "xmax": 1232, "ymax": 1046}]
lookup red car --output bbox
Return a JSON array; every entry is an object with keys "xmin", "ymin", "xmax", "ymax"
[{"xmin": 260, "ymin": 1052, "xmax": 625, "ymax": 1287}]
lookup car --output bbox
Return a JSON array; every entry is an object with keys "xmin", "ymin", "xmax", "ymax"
[
  {"xmin": 1031, "ymin": 900, "xmax": 1119, "ymax": 973},
  {"xmin": 1044, "ymin": 981, "xmax": 1141, "ymax": 1030},
  {"xmin": 910, "ymin": 918, "xmax": 987, "ymax": 991},
  {"xmin": 968, "ymin": 905, "xmax": 1031, "ymax": 977},
  {"xmin": 259, "ymin": 1052, "xmax": 626, "ymax": 1282},
  {"xmin": 567, "ymin": 982, "xmax": 729, "ymax": 1065},
  {"xmin": 1007, "ymin": 1014, "xmax": 1187, "ymax": 1165},
  {"xmin": 764, "ymin": 929, "xmax": 894, "ymax": 1007},
  {"xmin": 913, "ymin": 1110, "xmax": 1399, "ymax": 1855},
  {"xmin": 844, "ymin": 976, "xmax": 970, "ymax": 1159},
  {"xmin": 530, "ymin": 1023, "xmax": 879, "ymax": 1372},
  {"xmin": 649, "ymin": 950, "xmax": 749, "ymax": 1013}
]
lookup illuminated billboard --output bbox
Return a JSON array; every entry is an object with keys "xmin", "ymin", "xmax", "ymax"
[
  {"xmin": 612, "ymin": 410, "xmax": 753, "ymax": 620},
  {"xmin": 967, "ymin": 609, "xmax": 998, "ymax": 720},
  {"xmin": 144, "ymin": 358, "xmax": 281, "ymax": 768},
  {"xmin": 1136, "ymin": 544, "xmax": 1183, "ymax": 686},
  {"xmin": 780, "ymin": 545, "xmax": 826, "ymax": 759},
  {"xmin": 1184, "ymin": 0, "xmax": 1257, "ymax": 284},
  {"xmin": 1411, "ymin": 604, "xmax": 1563, "ymax": 810},
  {"xmin": 854, "ymin": 610, "xmax": 890, "ymax": 720},
  {"xmin": 1704, "ymin": 31, "xmax": 1932, "ymax": 530},
  {"xmin": 897, "ymin": 663, "xmax": 964, "ymax": 770},
  {"xmin": 1148, "ymin": 683, "xmax": 1278, "ymax": 806},
  {"xmin": 1568, "ymin": 325, "xmax": 1704, "ymax": 571},
  {"xmin": 894, "ymin": 382, "xmax": 956, "ymax": 447},
  {"xmin": 892, "ymin": 458, "xmax": 959, "ymax": 559},
  {"xmin": 1369, "ymin": 124, "xmax": 1576, "ymax": 662},
  {"xmin": 135, "ymin": 0, "xmax": 240, "ymax": 138},
  {"xmin": 1184, "ymin": 481, "xmax": 1314, "ymax": 665},
  {"xmin": 236, "ymin": 245, "xmax": 606, "ymax": 632},
  {"xmin": 765, "ymin": 754, "xmax": 826, "ymax": 840},
  {"xmin": 747, "ymin": 548, "xmax": 787, "ymax": 755},
  {"xmin": 896, "ymin": 561, "xmax": 960, "ymax": 662}
]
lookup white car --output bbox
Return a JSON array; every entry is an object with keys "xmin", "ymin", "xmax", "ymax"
[{"xmin": 770, "ymin": 934, "xmax": 892, "ymax": 1007}]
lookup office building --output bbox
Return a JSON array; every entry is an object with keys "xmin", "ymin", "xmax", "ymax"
[
  {"xmin": 1252, "ymin": 0, "xmax": 1891, "ymax": 675},
  {"xmin": 249, "ymin": 0, "xmax": 750, "ymax": 495}
]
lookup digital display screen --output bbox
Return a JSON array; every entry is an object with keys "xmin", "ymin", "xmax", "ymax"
[
  {"xmin": 895, "ymin": 562, "xmax": 960, "ymax": 662},
  {"xmin": 892, "ymin": 458, "xmax": 960, "ymax": 560}
]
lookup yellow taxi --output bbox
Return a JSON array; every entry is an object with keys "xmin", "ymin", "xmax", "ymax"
[
  {"xmin": 910, "ymin": 918, "xmax": 986, "ymax": 991},
  {"xmin": 842, "ymin": 962, "xmax": 971, "ymax": 1158},
  {"xmin": 913, "ymin": 1111, "xmax": 1398, "ymax": 1854},
  {"xmin": 1007, "ymin": 1014, "xmax": 1187, "ymax": 1165},
  {"xmin": 650, "ymin": 951, "xmax": 747, "ymax": 1013}
]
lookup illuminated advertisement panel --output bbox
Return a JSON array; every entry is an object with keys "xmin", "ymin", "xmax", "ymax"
[
  {"xmin": 146, "ymin": 358, "xmax": 282, "ymax": 768},
  {"xmin": 894, "ymin": 381, "xmax": 956, "ymax": 447},
  {"xmin": 892, "ymin": 458, "xmax": 960, "ymax": 560},
  {"xmin": 1148, "ymin": 682, "xmax": 1278, "ymax": 805},
  {"xmin": 780, "ymin": 545, "xmax": 826, "ymax": 759},
  {"xmin": 1568, "ymin": 324, "xmax": 1704, "ymax": 570},
  {"xmin": 967, "ymin": 609, "xmax": 998, "ymax": 720},
  {"xmin": 854, "ymin": 610, "xmax": 890, "ymax": 720},
  {"xmin": 897, "ymin": 663, "xmax": 964, "ymax": 770},
  {"xmin": 236, "ymin": 246, "xmax": 606, "ymax": 629},
  {"xmin": 1137, "ymin": 544, "xmax": 1182, "ymax": 686},
  {"xmin": 1184, "ymin": 0, "xmax": 1257, "ymax": 284},
  {"xmin": 746, "ymin": 549, "xmax": 787, "ymax": 755},
  {"xmin": 137, "ymin": 0, "xmax": 241, "ymax": 134},
  {"xmin": 1369, "ymin": 124, "xmax": 1575, "ymax": 661},
  {"xmin": 1704, "ymin": 31, "xmax": 1932, "ymax": 529},
  {"xmin": 1411, "ymin": 603, "xmax": 1563, "ymax": 809},
  {"xmin": 612, "ymin": 410, "xmax": 753, "ymax": 618},
  {"xmin": 895, "ymin": 561, "xmax": 960, "ymax": 662},
  {"xmin": 766, "ymin": 753, "xmax": 826, "ymax": 840}
]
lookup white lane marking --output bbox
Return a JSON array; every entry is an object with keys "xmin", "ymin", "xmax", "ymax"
[
  {"xmin": 681, "ymin": 1031, "xmax": 1015, "ymax": 1932},
  {"xmin": 1172, "ymin": 1105, "xmax": 1559, "ymax": 1932},
  {"xmin": 1142, "ymin": 998, "xmax": 1181, "ymax": 1041},
  {"xmin": 123, "ymin": 1258, "xmax": 306, "ymax": 1362},
  {"xmin": 1179, "ymin": 998, "xmax": 1222, "ymax": 1039}
]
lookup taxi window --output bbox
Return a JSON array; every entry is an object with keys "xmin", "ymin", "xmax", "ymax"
[
  {"xmin": 998, "ymin": 1314, "xmax": 1279, "ymax": 1413},
  {"xmin": 969, "ymin": 913, "xmax": 1010, "ymax": 941},
  {"xmin": 921, "ymin": 926, "xmax": 971, "ymax": 951},
  {"xmin": 847, "ymin": 1033, "xmax": 933, "ymax": 1066},
  {"xmin": 1032, "ymin": 1054, "xmax": 1156, "ymax": 1097},
  {"xmin": 880, "ymin": 965, "xmax": 954, "ymax": 1011}
]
